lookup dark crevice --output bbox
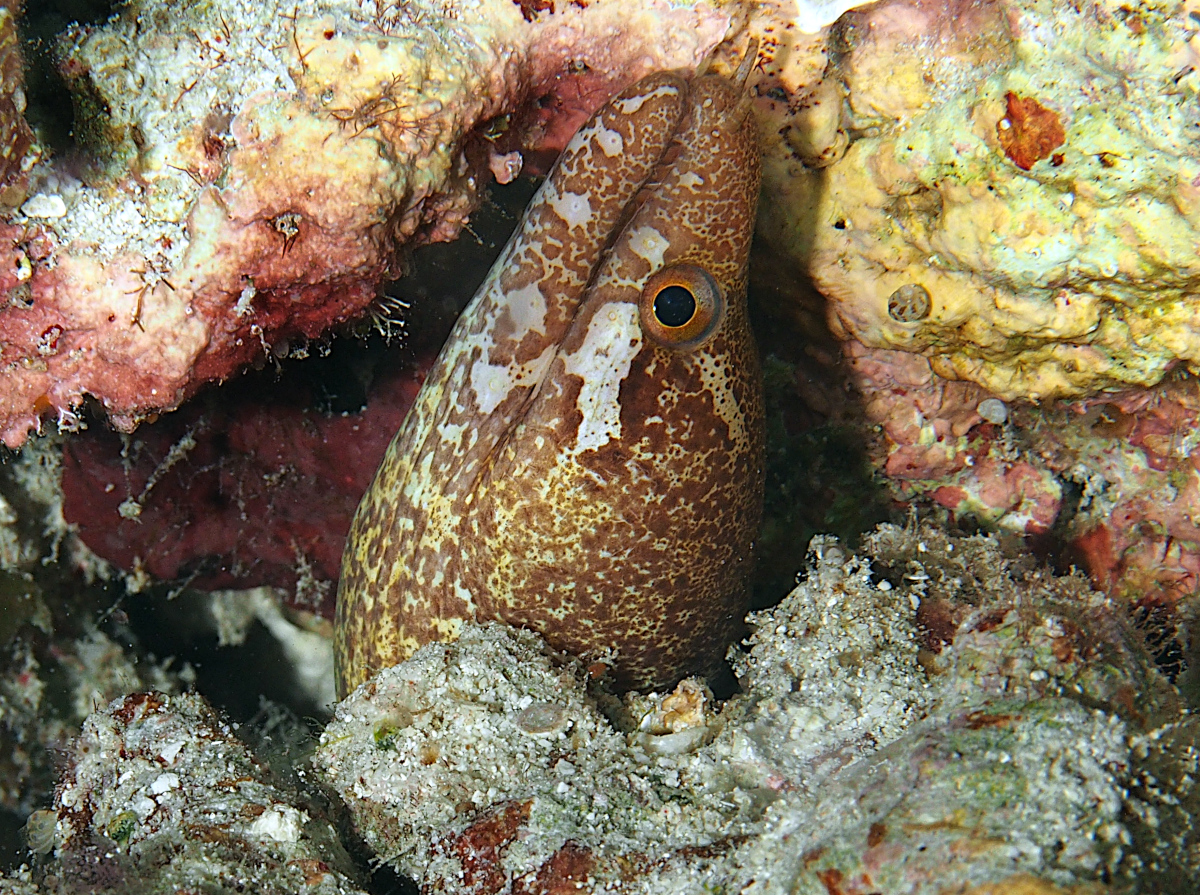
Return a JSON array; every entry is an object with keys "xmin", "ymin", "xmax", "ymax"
[{"xmin": 19, "ymin": 0, "xmax": 115, "ymax": 155}]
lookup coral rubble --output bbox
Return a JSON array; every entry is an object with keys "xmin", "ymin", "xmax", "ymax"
[
  {"xmin": 16, "ymin": 691, "xmax": 369, "ymax": 894},
  {"xmin": 0, "ymin": 622, "xmax": 189, "ymax": 819},
  {"xmin": 0, "ymin": 436, "xmax": 198, "ymax": 822},
  {"xmin": 315, "ymin": 524, "xmax": 1200, "ymax": 893}
]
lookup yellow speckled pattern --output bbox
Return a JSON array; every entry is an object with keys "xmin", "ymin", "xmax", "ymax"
[{"xmin": 334, "ymin": 70, "xmax": 763, "ymax": 697}]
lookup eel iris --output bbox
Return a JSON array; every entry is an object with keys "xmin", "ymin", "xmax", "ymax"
[{"xmin": 334, "ymin": 67, "xmax": 764, "ymax": 697}]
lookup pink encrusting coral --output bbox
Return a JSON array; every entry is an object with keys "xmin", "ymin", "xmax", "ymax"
[
  {"xmin": 845, "ymin": 339, "xmax": 1200, "ymax": 609},
  {"xmin": 0, "ymin": 0, "xmax": 736, "ymax": 448},
  {"xmin": 844, "ymin": 341, "xmax": 1063, "ymax": 535},
  {"xmin": 1055, "ymin": 381, "xmax": 1200, "ymax": 607}
]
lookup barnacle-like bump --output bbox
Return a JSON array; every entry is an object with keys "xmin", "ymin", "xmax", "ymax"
[
  {"xmin": 24, "ymin": 809, "xmax": 58, "ymax": 855},
  {"xmin": 372, "ymin": 708, "xmax": 413, "ymax": 750},
  {"xmin": 977, "ymin": 398, "xmax": 1008, "ymax": 424},
  {"xmin": 515, "ymin": 701, "xmax": 569, "ymax": 735},
  {"xmin": 887, "ymin": 283, "xmax": 932, "ymax": 323},
  {"xmin": 639, "ymin": 263, "xmax": 723, "ymax": 349}
]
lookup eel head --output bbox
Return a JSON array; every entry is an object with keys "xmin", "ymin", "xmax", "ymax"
[{"xmin": 335, "ymin": 67, "xmax": 763, "ymax": 697}]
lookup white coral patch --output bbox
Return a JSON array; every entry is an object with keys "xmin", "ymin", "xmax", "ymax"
[
  {"xmin": 563, "ymin": 302, "xmax": 642, "ymax": 452},
  {"xmin": 158, "ymin": 739, "xmax": 186, "ymax": 765},
  {"xmin": 150, "ymin": 773, "xmax": 180, "ymax": 795},
  {"xmin": 21, "ymin": 194, "xmax": 67, "ymax": 218},
  {"xmin": 247, "ymin": 805, "xmax": 306, "ymax": 843}
]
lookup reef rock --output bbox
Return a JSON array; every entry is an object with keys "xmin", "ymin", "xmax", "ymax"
[
  {"xmin": 0, "ymin": 0, "xmax": 36, "ymax": 189},
  {"xmin": 750, "ymin": 0, "xmax": 1200, "ymax": 596},
  {"xmin": 832, "ymin": 345, "xmax": 1200, "ymax": 610},
  {"xmin": 0, "ymin": 0, "xmax": 742, "ymax": 448},
  {"xmin": 59, "ymin": 350, "xmax": 428, "ymax": 615},
  {"xmin": 0, "ymin": 435, "xmax": 203, "ymax": 821},
  {"xmin": 315, "ymin": 523, "xmax": 1200, "ymax": 893},
  {"xmin": 764, "ymin": 0, "xmax": 1200, "ymax": 401},
  {"xmin": 17, "ymin": 691, "xmax": 369, "ymax": 894}
]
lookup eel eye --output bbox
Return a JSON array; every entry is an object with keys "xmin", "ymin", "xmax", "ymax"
[{"xmin": 638, "ymin": 263, "xmax": 724, "ymax": 350}]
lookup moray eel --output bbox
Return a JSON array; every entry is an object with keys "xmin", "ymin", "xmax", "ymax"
[{"xmin": 334, "ymin": 66, "xmax": 763, "ymax": 697}]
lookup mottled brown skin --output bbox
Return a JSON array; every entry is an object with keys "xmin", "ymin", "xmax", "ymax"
[{"xmin": 335, "ymin": 70, "xmax": 763, "ymax": 697}]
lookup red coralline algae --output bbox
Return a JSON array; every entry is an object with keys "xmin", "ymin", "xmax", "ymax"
[
  {"xmin": 447, "ymin": 801, "xmax": 533, "ymax": 894},
  {"xmin": 996, "ymin": 92, "xmax": 1066, "ymax": 171},
  {"xmin": 512, "ymin": 842, "xmax": 599, "ymax": 895},
  {"xmin": 1058, "ymin": 381, "xmax": 1200, "ymax": 605},
  {"xmin": 61, "ymin": 353, "xmax": 429, "ymax": 614}
]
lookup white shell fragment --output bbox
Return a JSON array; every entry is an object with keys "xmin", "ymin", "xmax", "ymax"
[{"xmin": 20, "ymin": 194, "xmax": 67, "ymax": 219}]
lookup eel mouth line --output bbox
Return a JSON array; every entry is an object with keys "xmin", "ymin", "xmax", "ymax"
[
  {"xmin": 486, "ymin": 78, "xmax": 696, "ymax": 430},
  {"xmin": 591, "ymin": 88, "xmax": 691, "ymax": 281}
]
